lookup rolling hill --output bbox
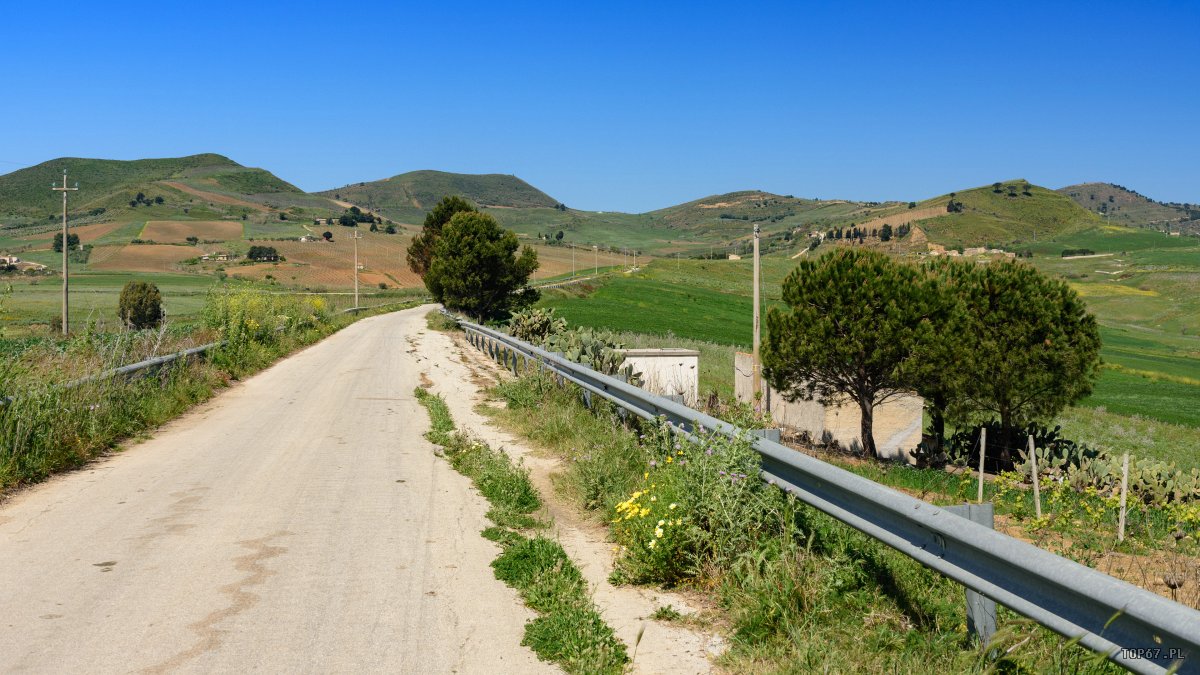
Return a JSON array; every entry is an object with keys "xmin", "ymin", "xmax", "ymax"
[
  {"xmin": 1058, "ymin": 182, "xmax": 1200, "ymax": 235},
  {"xmin": 0, "ymin": 154, "xmax": 342, "ymax": 228},
  {"xmin": 318, "ymin": 170, "xmax": 561, "ymax": 223},
  {"xmin": 903, "ymin": 180, "xmax": 1103, "ymax": 248}
]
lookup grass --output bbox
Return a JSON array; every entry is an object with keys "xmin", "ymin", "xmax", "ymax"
[
  {"xmin": 412, "ymin": 387, "xmax": 628, "ymax": 673},
  {"xmin": 486, "ymin": 373, "xmax": 1126, "ymax": 673}
]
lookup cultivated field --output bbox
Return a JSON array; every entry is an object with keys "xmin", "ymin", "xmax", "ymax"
[
  {"xmin": 17, "ymin": 221, "xmax": 128, "ymax": 244},
  {"xmin": 88, "ymin": 244, "xmax": 200, "ymax": 273},
  {"xmin": 140, "ymin": 220, "xmax": 244, "ymax": 244}
]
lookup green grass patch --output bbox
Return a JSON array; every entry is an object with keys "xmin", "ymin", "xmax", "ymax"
[{"xmin": 413, "ymin": 387, "xmax": 628, "ymax": 673}]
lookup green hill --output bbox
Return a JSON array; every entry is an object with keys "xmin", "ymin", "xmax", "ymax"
[
  {"xmin": 0, "ymin": 154, "xmax": 338, "ymax": 228},
  {"xmin": 648, "ymin": 190, "xmax": 883, "ymax": 239},
  {"xmin": 909, "ymin": 180, "xmax": 1102, "ymax": 247},
  {"xmin": 318, "ymin": 170, "xmax": 560, "ymax": 221},
  {"xmin": 1058, "ymin": 182, "xmax": 1200, "ymax": 235}
]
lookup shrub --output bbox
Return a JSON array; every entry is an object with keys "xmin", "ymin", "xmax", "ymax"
[{"xmin": 118, "ymin": 281, "xmax": 164, "ymax": 329}]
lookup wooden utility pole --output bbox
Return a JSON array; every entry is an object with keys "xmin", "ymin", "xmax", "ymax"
[
  {"xmin": 752, "ymin": 223, "xmax": 762, "ymax": 398},
  {"xmin": 593, "ymin": 245, "xmax": 598, "ymax": 275},
  {"xmin": 51, "ymin": 170, "xmax": 78, "ymax": 336},
  {"xmin": 352, "ymin": 229, "xmax": 363, "ymax": 308}
]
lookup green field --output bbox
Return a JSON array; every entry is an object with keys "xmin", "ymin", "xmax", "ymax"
[{"xmin": 2, "ymin": 273, "xmax": 217, "ymax": 333}]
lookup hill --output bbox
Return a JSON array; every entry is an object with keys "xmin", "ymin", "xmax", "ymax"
[
  {"xmin": 905, "ymin": 180, "xmax": 1102, "ymax": 248},
  {"xmin": 318, "ymin": 170, "xmax": 560, "ymax": 222},
  {"xmin": 1058, "ymin": 182, "xmax": 1200, "ymax": 235},
  {"xmin": 0, "ymin": 154, "xmax": 340, "ymax": 228}
]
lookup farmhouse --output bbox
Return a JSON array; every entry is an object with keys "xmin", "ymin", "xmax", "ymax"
[{"xmin": 0, "ymin": 254, "xmax": 20, "ymax": 264}]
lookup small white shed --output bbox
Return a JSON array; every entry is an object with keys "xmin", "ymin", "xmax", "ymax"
[{"xmin": 620, "ymin": 348, "xmax": 699, "ymax": 405}]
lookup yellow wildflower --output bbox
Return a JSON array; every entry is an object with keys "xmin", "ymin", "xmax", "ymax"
[
  {"xmin": 669, "ymin": 503, "xmax": 678, "ymax": 510},
  {"xmin": 654, "ymin": 528, "xmax": 664, "ymax": 538}
]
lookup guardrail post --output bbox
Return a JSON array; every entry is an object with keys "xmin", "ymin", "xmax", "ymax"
[{"xmin": 945, "ymin": 503, "xmax": 998, "ymax": 646}]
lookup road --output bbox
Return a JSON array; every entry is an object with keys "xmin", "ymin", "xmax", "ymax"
[{"xmin": 0, "ymin": 306, "xmax": 553, "ymax": 674}]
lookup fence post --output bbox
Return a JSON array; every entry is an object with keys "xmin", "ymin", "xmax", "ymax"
[
  {"xmin": 946, "ymin": 503, "xmax": 998, "ymax": 646},
  {"xmin": 977, "ymin": 427, "xmax": 987, "ymax": 503},
  {"xmin": 1119, "ymin": 453, "xmax": 1129, "ymax": 542},
  {"xmin": 1029, "ymin": 435, "xmax": 1042, "ymax": 520}
]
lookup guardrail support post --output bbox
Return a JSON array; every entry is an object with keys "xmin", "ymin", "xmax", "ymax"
[{"xmin": 946, "ymin": 503, "xmax": 998, "ymax": 646}]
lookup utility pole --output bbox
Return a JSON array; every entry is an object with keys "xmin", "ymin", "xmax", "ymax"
[
  {"xmin": 593, "ymin": 245, "xmax": 598, "ymax": 275},
  {"xmin": 352, "ymin": 229, "xmax": 363, "ymax": 308},
  {"xmin": 752, "ymin": 223, "xmax": 762, "ymax": 399},
  {"xmin": 571, "ymin": 246, "xmax": 575, "ymax": 278},
  {"xmin": 51, "ymin": 170, "xmax": 78, "ymax": 336}
]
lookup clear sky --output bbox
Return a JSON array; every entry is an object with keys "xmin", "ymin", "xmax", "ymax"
[{"xmin": 1, "ymin": 1, "xmax": 1196, "ymax": 212}]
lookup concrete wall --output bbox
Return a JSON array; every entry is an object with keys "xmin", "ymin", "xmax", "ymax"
[
  {"xmin": 621, "ymin": 349, "xmax": 699, "ymax": 405},
  {"xmin": 734, "ymin": 352, "xmax": 923, "ymax": 462}
]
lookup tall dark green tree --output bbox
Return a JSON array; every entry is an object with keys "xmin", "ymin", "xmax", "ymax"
[
  {"xmin": 948, "ymin": 260, "xmax": 1101, "ymax": 464},
  {"xmin": 406, "ymin": 195, "xmax": 477, "ymax": 277},
  {"xmin": 425, "ymin": 211, "xmax": 539, "ymax": 321},
  {"xmin": 118, "ymin": 281, "xmax": 164, "ymax": 329},
  {"xmin": 762, "ymin": 249, "xmax": 946, "ymax": 458},
  {"xmin": 906, "ymin": 258, "xmax": 977, "ymax": 454}
]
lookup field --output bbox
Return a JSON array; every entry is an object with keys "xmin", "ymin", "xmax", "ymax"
[
  {"xmin": 88, "ymin": 244, "xmax": 200, "ymax": 273},
  {"xmin": 139, "ymin": 220, "xmax": 244, "ymax": 243},
  {"xmin": 1, "ymin": 273, "xmax": 216, "ymax": 333}
]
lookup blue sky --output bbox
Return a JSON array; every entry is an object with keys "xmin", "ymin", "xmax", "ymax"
[{"xmin": 0, "ymin": 1, "xmax": 1196, "ymax": 212}]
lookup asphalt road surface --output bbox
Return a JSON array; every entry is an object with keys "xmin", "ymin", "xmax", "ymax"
[{"xmin": 0, "ymin": 306, "xmax": 554, "ymax": 674}]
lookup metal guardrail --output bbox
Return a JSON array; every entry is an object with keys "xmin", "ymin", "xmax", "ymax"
[{"xmin": 449, "ymin": 312, "xmax": 1200, "ymax": 675}]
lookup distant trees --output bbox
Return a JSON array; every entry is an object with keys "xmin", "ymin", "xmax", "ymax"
[
  {"xmin": 384, "ymin": 223, "xmax": 397, "ymax": 234},
  {"xmin": 880, "ymin": 223, "xmax": 893, "ymax": 242},
  {"xmin": 186, "ymin": 236, "xmax": 199, "ymax": 245},
  {"xmin": 337, "ymin": 206, "xmax": 375, "ymax": 227},
  {"xmin": 53, "ymin": 233, "xmax": 80, "ymax": 252},
  {"xmin": 369, "ymin": 222, "xmax": 379, "ymax": 232},
  {"xmin": 247, "ymin": 245, "xmax": 280, "ymax": 261},
  {"xmin": 278, "ymin": 212, "xmax": 288, "ymax": 221},
  {"xmin": 407, "ymin": 195, "xmax": 477, "ymax": 277},
  {"xmin": 556, "ymin": 230, "xmax": 564, "ymax": 241},
  {"xmin": 424, "ymin": 211, "xmax": 539, "ymax": 321},
  {"xmin": 322, "ymin": 231, "xmax": 333, "ymax": 241},
  {"xmin": 127, "ymin": 193, "xmax": 162, "ymax": 208},
  {"xmin": 118, "ymin": 281, "xmax": 164, "ymax": 329}
]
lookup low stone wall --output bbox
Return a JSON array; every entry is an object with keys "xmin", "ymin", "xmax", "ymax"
[{"xmin": 734, "ymin": 352, "xmax": 923, "ymax": 462}]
